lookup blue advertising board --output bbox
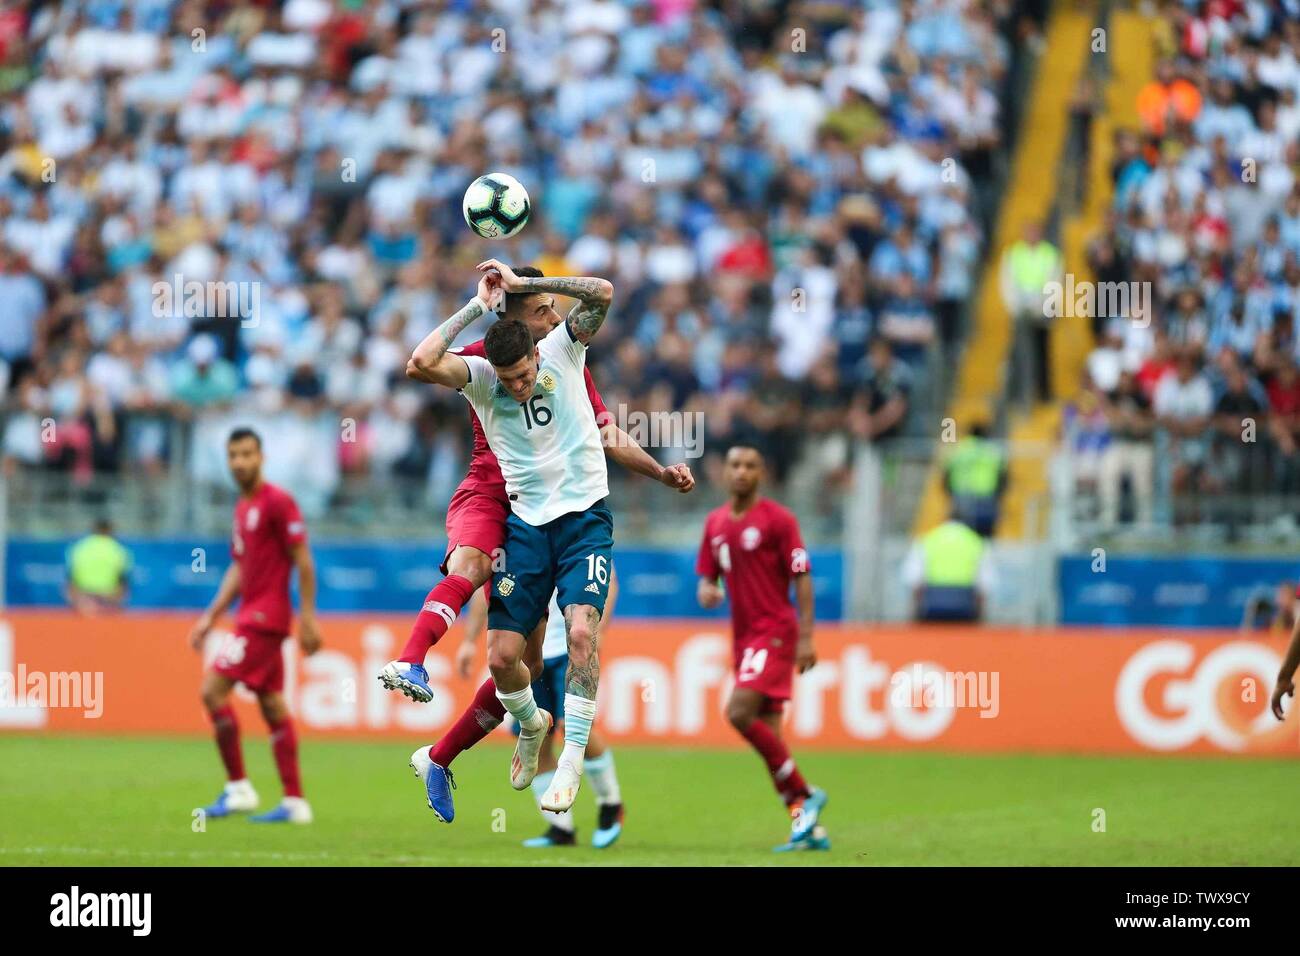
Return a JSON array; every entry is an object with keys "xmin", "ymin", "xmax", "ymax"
[
  {"xmin": 1059, "ymin": 555, "xmax": 1298, "ymax": 627},
  {"xmin": 5, "ymin": 538, "xmax": 844, "ymax": 621}
]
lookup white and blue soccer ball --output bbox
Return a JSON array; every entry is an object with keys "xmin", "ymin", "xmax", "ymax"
[{"xmin": 462, "ymin": 172, "xmax": 531, "ymax": 240}]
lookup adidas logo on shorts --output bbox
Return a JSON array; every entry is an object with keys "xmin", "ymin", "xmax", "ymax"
[{"xmin": 584, "ymin": 582, "xmax": 600, "ymax": 594}]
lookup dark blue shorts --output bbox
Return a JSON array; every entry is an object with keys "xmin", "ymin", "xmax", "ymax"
[
  {"xmin": 488, "ymin": 499, "xmax": 614, "ymax": 636},
  {"xmin": 534, "ymin": 653, "xmax": 568, "ymax": 723}
]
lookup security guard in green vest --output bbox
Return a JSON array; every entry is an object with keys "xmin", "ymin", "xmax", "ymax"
[
  {"xmin": 903, "ymin": 515, "xmax": 991, "ymax": 622},
  {"xmin": 66, "ymin": 518, "xmax": 132, "ymax": 614},
  {"xmin": 1000, "ymin": 221, "xmax": 1062, "ymax": 404},
  {"xmin": 943, "ymin": 422, "xmax": 1007, "ymax": 537}
]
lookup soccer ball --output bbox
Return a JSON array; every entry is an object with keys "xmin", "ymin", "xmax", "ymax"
[{"xmin": 462, "ymin": 172, "xmax": 531, "ymax": 240}]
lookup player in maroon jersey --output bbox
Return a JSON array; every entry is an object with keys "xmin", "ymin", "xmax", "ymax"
[
  {"xmin": 384, "ymin": 265, "xmax": 694, "ymax": 822},
  {"xmin": 187, "ymin": 427, "xmax": 322, "ymax": 824},
  {"xmin": 696, "ymin": 444, "xmax": 829, "ymax": 851}
]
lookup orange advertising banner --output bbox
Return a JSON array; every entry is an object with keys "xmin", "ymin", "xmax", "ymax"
[{"xmin": 0, "ymin": 612, "xmax": 1296, "ymax": 755}]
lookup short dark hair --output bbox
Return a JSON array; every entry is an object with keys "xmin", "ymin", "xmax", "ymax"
[
  {"xmin": 505, "ymin": 265, "xmax": 545, "ymax": 314},
  {"xmin": 484, "ymin": 317, "xmax": 535, "ymax": 368},
  {"xmin": 726, "ymin": 443, "xmax": 765, "ymax": 463},
  {"xmin": 227, "ymin": 427, "xmax": 262, "ymax": 448}
]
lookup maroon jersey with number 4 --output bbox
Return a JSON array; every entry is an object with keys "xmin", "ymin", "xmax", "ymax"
[
  {"xmin": 231, "ymin": 482, "xmax": 306, "ymax": 636},
  {"xmin": 697, "ymin": 497, "xmax": 810, "ymax": 641}
]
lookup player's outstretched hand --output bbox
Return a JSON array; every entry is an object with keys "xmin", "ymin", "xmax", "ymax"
[
  {"xmin": 660, "ymin": 463, "xmax": 695, "ymax": 494},
  {"xmin": 795, "ymin": 637, "xmax": 817, "ymax": 674},
  {"xmin": 454, "ymin": 639, "xmax": 477, "ymax": 680},
  {"xmin": 298, "ymin": 615, "xmax": 323, "ymax": 657},
  {"xmin": 188, "ymin": 613, "xmax": 214, "ymax": 652},
  {"xmin": 476, "ymin": 258, "xmax": 522, "ymax": 291},
  {"xmin": 1271, "ymin": 676, "xmax": 1294, "ymax": 721},
  {"xmin": 477, "ymin": 268, "xmax": 504, "ymax": 311},
  {"xmin": 697, "ymin": 579, "xmax": 724, "ymax": 609}
]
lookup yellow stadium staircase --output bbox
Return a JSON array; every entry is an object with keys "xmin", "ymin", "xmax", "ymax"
[{"xmin": 913, "ymin": 3, "xmax": 1157, "ymax": 542}]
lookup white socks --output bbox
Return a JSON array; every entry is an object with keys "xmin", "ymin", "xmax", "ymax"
[
  {"xmin": 496, "ymin": 685, "xmax": 545, "ymax": 732},
  {"xmin": 584, "ymin": 750, "xmax": 621, "ymax": 805}
]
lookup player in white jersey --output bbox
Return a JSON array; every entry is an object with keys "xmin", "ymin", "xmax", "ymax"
[
  {"xmin": 459, "ymin": 572, "xmax": 626, "ymax": 847},
  {"xmin": 406, "ymin": 260, "xmax": 614, "ymax": 812}
]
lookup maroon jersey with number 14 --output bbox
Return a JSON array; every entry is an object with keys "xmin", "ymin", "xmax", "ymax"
[
  {"xmin": 696, "ymin": 498, "xmax": 810, "ymax": 641},
  {"xmin": 231, "ymin": 481, "xmax": 307, "ymax": 636},
  {"xmin": 697, "ymin": 498, "xmax": 810, "ymax": 702}
]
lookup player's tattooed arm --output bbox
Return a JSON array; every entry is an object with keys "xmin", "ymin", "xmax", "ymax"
[
  {"xmin": 477, "ymin": 258, "xmax": 612, "ymax": 343},
  {"xmin": 563, "ymin": 604, "xmax": 603, "ymax": 700},
  {"xmin": 407, "ymin": 272, "xmax": 502, "ymax": 387}
]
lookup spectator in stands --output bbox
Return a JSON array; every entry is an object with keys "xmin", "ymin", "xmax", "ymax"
[
  {"xmin": 848, "ymin": 337, "xmax": 911, "ymax": 448},
  {"xmin": 1267, "ymin": 358, "xmax": 1300, "ymax": 494},
  {"xmin": 65, "ymin": 517, "xmax": 132, "ymax": 614},
  {"xmin": 1098, "ymin": 369, "xmax": 1156, "ymax": 529},
  {"xmin": 1000, "ymin": 220, "xmax": 1062, "ymax": 405},
  {"xmin": 1136, "ymin": 59, "xmax": 1202, "ymax": 137},
  {"xmin": 170, "ymin": 335, "xmax": 238, "ymax": 410},
  {"xmin": 902, "ymin": 512, "xmax": 994, "ymax": 623},
  {"xmin": 1154, "ymin": 350, "xmax": 1215, "ymax": 510},
  {"xmin": 1062, "ymin": 371, "xmax": 1113, "ymax": 512},
  {"xmin": 1210, "ymin": 354, "xmax": 1269, "ymax": 502},
  {"xmin": 0, "ymin": 0, "xmax": 1006, "ymax": 530},
  {"xmin": 943, "ymin": 419, "xmax": 1007, "ymax": 538}
]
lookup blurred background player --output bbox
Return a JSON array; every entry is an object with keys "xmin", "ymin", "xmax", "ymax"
[
  {"xmin": 458, "ymin": 574, "xmax": 626, "ymax": 849},
  {"xmin": 390, "ymin": 264, "xmax": 691, "ymax": 822},
  {"xmin": 64, "ymin": 517, "xmax": 132, "ymax": 614},
  {"xmin": 187, "ymin": 427, "xmax": 322, "ymax": 824},
  {"xmin": 697, "ymin": 445, "xmax": 827, "ymax": 852}
]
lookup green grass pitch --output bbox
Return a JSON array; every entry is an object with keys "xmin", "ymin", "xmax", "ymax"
[{"xmin": 1, "ymin": 735, "xmax": 1296, "ymax": 866}]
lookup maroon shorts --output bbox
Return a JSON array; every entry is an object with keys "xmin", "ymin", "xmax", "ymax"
[
  {"xmin": 733, "ymin": 631, "xmax": 797, "ymax": 704},
  {"xmin": 442, "ymin": 486, "xmax": 509, "ymax": 575},
  {"xmin": 212, "ymin": 628, "xmax": 288, "ymax": 694}
]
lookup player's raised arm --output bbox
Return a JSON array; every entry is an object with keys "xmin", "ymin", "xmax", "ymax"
[
  {"xmin": 407, "ymin": 272, "xmax": 503, "ymax": 387},
  {"xmin": 478, "ymin": 258, "xmax": 612, "ymax": 344}
]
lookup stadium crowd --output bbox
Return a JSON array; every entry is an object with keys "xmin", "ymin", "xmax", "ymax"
[
  {"xmin": 0, "ymin": 0, "xmax": 1019, "ymax": 519},
  {"xmin": 1065, "ymin": 0, "xmax": 1300, "ymax": 529}
]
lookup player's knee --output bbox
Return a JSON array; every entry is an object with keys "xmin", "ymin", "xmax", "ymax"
[
  {"xmin": 486, "ymin": 643, "xmax": 519, "ymax": 674},
  {"xmin": 727, "ymin": 699, "xmax": 756, "ymax": 732},
  {"xmin": 258, "ymin": 695, "xmax": 286, "ymax": 724},
  {"xmin": 448, "ymin": 548, "xmax": 493, "ymax": 587},
  {"xmin": 200, "ymin": 683, "xmax": 226, "ymax": 714},
  {"xmin": 566, "ymin": 620, "xmax": 596, "ymax": 666}
]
